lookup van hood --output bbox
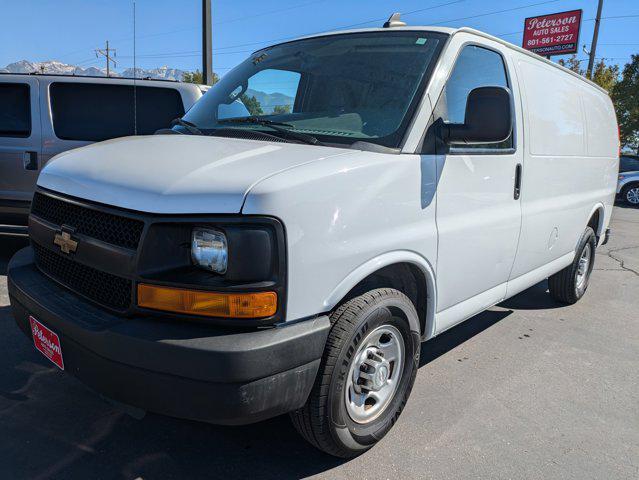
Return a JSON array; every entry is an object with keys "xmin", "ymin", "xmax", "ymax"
[{"xmin": 38, "ymin": 135, "xmax": 354, "ymax": 214}]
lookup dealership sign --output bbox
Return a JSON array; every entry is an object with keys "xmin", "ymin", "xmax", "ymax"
[{"xmin": 522, "ymin": 9, "xmax": 582, "ymax": 56}]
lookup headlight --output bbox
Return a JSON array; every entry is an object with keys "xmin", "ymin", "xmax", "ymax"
[{"xmin": 191, "ymin": 228, "xmax": 228, "ymax": 274}]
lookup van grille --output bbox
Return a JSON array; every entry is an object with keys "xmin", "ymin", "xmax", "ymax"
[
  {"xmin": 33, "ymin": 243, "xmax": 132, "ymax": 311},
  {"xmin": 31, "ymin": 192, "xmax": 144, "ymax": 250}
]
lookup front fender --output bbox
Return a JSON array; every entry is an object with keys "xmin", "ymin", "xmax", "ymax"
[{"xmin": 323, "ymin": 250, "xmax": 437, "ymax": 339}]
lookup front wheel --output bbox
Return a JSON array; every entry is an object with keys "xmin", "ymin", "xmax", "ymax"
[
  {"xmin": 290, "ymin": 288, "xmax": 420, "ymax": 458},
  {"xmin": 548, "ymin": 226, "xmax": 596, "ymax": 304}
]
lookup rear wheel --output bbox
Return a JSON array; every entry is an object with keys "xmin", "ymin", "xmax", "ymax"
[
  {"xmin": 621, "ymin": 183, "xmax": 639, "ymax": 206},
  {"xmin": 548, "ymin": 226, "xmax": 596, "ymax": 304},
  {"xmin": 290, "ymin": 288, "xmax": 419, "ymax": 458}
]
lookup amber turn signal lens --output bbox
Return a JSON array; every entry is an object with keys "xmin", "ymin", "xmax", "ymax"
[{"xmin": 137, "ymin": 284, "xmax": 277, "ymax": 319}]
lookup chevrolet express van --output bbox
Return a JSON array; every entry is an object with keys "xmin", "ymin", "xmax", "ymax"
[
  {"xmin": 0, "ymin": 74, "xmax": 205, "ymax": 233},
  {"xmin": 7, "ymin": 19, "xmax": 619, "ymax": 457}
]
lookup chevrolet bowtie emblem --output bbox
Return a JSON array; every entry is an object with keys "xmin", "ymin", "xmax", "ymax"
[{"xmin": 53, "ymin": 230, "xmax": 78, "ymax": 254}]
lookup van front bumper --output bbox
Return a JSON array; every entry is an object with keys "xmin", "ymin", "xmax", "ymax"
[{"xmin": 7, "ymin": 247, "xmax": 329, "ymax": 425}]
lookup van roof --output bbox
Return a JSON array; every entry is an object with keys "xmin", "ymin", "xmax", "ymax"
[
  {"xmin": 0, "ymin": 71, "xmax": 207, "ymax": 88},
  {"xmin": 261, "ymin": 26, "xmax": 608, "ymax": 95}
]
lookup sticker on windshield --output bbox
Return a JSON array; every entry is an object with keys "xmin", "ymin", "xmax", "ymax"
[{"xmin": 415, "ymin": 38, "xmax": 427, "ymax": 45}]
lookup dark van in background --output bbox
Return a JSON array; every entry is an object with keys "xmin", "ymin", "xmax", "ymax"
[{"xmin": 0, "ymin": 74, "xmax": 205, "ymax": 233}]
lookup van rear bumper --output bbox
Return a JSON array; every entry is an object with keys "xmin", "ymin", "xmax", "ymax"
[{"xmin": 7, "ymin": 247, "xmax": 329, "ymax": 425}]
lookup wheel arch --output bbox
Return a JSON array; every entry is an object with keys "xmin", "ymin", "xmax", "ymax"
[
  {"xmin": 322, "ymin": 251, "xmax": 437, "ymax": 339},
  {"xmin": 586, "ymin": 203, "xmax": 605, "ymax": 240}
]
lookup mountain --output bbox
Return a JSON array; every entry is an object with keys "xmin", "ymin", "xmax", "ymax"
[
  {"xmin": 246, "ymin": 88, "xmax": 294, "ymax": 114},
  {"xmin": 1, "ymin": 60, "xmax": 187, "ymax": 81},
  {"xmin": 120, "ymin": 66, "xmax": 187, "ymax": 81}
]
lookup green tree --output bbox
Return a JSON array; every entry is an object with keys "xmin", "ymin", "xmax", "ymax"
[
  {"xmin": 612, "ymin": 54, "xmax": 639, "ymax": 153},
  {"xmin": 272, "ymin": 104, "xmax": 291, "ymax": 115},
  {"xmin": 592, "ymin": 59, "xmax": 620, "ymax": 93},
  {"xmin": 557, "ymin": 55, "xmax": 619, "ymax": 93},
  {"xmin": 558, "ymin": 54, "xmax": 583, "ymax": 74},
  {"xmin": 239, "ymin": 94, "xmax": 263, "ymax": 116},
  {"xmin": 182, "ymin": 69, "xmax": 219, "ymax": 85}
]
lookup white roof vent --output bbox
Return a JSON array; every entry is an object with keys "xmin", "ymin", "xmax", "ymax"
[{"xmin": 383, "ymin": 13, "xmax": 406, "ymax": 28}]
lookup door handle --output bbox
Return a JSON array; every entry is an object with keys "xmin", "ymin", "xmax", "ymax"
[
  {"xmin": 23, "ymin": 151, "xmax": 38, "ymax": 171},
  {"xmin": 514, "ymin": 163, "xmax": 522, "ymax": 200}
]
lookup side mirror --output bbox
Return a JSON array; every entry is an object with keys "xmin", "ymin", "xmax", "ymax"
[{"xmin": 444, "ymin": 86, "xmax": 512, "ymax": 144}]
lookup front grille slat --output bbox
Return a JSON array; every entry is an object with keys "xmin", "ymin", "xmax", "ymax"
[
  {"xmin": 33, "ymin": 243, "xmax": 132, "ymax": 311},
  {"xmin": 31, "ymin": 192, "xmax": 144, "ymax": 250}
]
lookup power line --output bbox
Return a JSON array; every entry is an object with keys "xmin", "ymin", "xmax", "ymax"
[
  {"xmin": 573, "ymin": 56, "xmax": 633, "ymax": 63},
  {"xmin": 45, "ymin": 2, "xmax": 639, "ymax": 75},
  {"xmin": 204, "ymin": 0, "xmax": 567, "ymax": 53},
  {"xmin": 109, "ymin": 0, "xmax": 328, "ymax": 45},
  {"xmin": 321, "ymin": 0, "xmax": 468, "ymax": 30},
  {"xmin": 433, "ymin": 0, "xmax": 561, "ymax": 25},
  {"xmin": 117, "ymin": 49, "xmax": 253, "ymax": 59},
  {"xmin": 212, "ymin": 0, "xmax": 327, "ymax": 25},
  {"xmin": 131, "ymin": 0, "xmax": 591, "ymax": 72}
]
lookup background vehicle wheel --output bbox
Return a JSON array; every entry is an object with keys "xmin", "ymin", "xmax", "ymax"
[
  {"xmin": 548, "ymin": 226, "xmax": 596, "ymax": 304},
  {"xmin": 290, "ymin": 288, "xmax": 420, "ymax": 458},
  {"xmin": 621, "ymin": 183, "xmax": 639, "ymax": 206}
]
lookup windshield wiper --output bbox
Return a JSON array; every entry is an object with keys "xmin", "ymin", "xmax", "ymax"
[
  {"xmin": 217, "ymin": 117, "xmax": 322, "ymax": 146},
  {"xmin": 171, "ymin": 117, "xmax": 204, "ymax": 136}
]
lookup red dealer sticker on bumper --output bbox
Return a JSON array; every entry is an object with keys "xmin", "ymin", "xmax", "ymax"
[{"xmin": 30, "ymin": 316, "xmax": 64, "ymax": 370}]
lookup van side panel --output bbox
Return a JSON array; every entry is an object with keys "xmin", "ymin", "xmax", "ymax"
[
  {"xmin": 582, "ymin": 85, "xmax": 618, "ymax": 158},
  {"xmin": 508, "ymin": 54, "xmax": 618, "ymax": 281},
  {"xmin": 521, "ymin": 60, "xmax": 586, "ymax": 157}
]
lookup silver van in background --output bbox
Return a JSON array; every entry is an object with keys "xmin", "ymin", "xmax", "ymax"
[{"xmin": 0, "ymin": 74, "xmax": 206, "ymax": 233}]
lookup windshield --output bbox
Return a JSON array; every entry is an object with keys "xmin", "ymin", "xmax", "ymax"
[{"xmin": 182, "ymin": 31, "xmax": 446, "ymax": 148}]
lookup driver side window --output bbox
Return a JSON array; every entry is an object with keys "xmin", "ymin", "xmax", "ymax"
[{"xmin": 437, "ymin": 45, "xmax": 514, "ymax": 151}]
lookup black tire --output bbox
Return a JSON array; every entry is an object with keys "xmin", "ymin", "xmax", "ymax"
[
  {"xmin": 621, "ymin": 182, "xmax": 639, "ymax": 206},
  {"xmin": 548, "ymin": 226, "xmax": 596, "ymax": 304},
  {"xmin": 290, "ymin": 288, "xmax": 420, "ymax": 458}
]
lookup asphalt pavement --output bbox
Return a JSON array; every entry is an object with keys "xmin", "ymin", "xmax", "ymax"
[{"xmin": 0, "ymin": 205, "xmax": 637, "ymax": 480}]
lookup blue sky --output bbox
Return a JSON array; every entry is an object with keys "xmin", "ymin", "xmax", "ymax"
[{"xmin": 1, "ymin": 0, "xmax": 638, "ymax": 82}]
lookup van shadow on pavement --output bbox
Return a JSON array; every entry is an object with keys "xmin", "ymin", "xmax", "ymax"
[{"xmin": 0, "ymin": 237, "xmax": 553, "ymax": 479}]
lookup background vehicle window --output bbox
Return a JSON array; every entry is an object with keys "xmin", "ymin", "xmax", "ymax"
[
  {"xmin": 218, "ymin": 69, "xmax": 300, "ymax": 119},
  {"xmin": 438, "ymin": 45, "xmax": 513, "ymax": 150},
  {"xmin": 620, "ymin": 156, "xmax": 639, "ymax": 172},
  {"xmin": 50, "ymin": 83, "xmax": 184, "ymax": 141},
  {"xmin": 0, "ymin": 83, "xmax": 31, "ymax": 137}
]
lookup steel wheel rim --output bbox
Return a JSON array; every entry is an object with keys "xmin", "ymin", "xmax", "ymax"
[
  {"xmin": 576, "ymin": 243, "xmax": 592, "ymax": 289},
  {"xmin": 627, "ymin": 187, "xmax": 639, "ymax": 205},
  {"xmin": 344, "ymin": 324, "xmax": 405, "ymax": 424}
]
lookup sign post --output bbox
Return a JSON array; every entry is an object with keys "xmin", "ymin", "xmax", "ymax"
[{"xmin": 522, "ymin": 9, "xmax": 582, "ymax": 57}]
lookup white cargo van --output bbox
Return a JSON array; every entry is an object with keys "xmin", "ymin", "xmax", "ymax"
[
  {"xmin": 0, "ymin": 74, "xmax": 205, "ymax": 233},
  {"xmin": 8, "ymin": 19, "xmax": 619, "ymax": 457}
]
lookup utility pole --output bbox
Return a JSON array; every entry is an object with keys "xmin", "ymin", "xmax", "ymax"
[
  {"xmin": 586, "ymin": 0, "xmax": 604, "ymax": 79},
  {"xmin": 202, "ymin": 0, "xmax": 213, "ymax": 85},
  {"xmin": 95, "ymin": 41, "xmax": 117, "ymax": 77}
]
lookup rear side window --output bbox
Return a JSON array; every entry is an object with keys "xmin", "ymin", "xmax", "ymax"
[
  {"xmin": 50, "ymin": 83, "xmax": 184, "ymax": 141},
  {"xmin": 437, "ymin": 45, "xmax": 513, "ymax": 151},
  {"xmin": 0, "ymin": 83, "xmax": 31, "ymax": 137},
  {"xmin": 620, "ymin": 156, "xmax": 639, "ymax": 172}
]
